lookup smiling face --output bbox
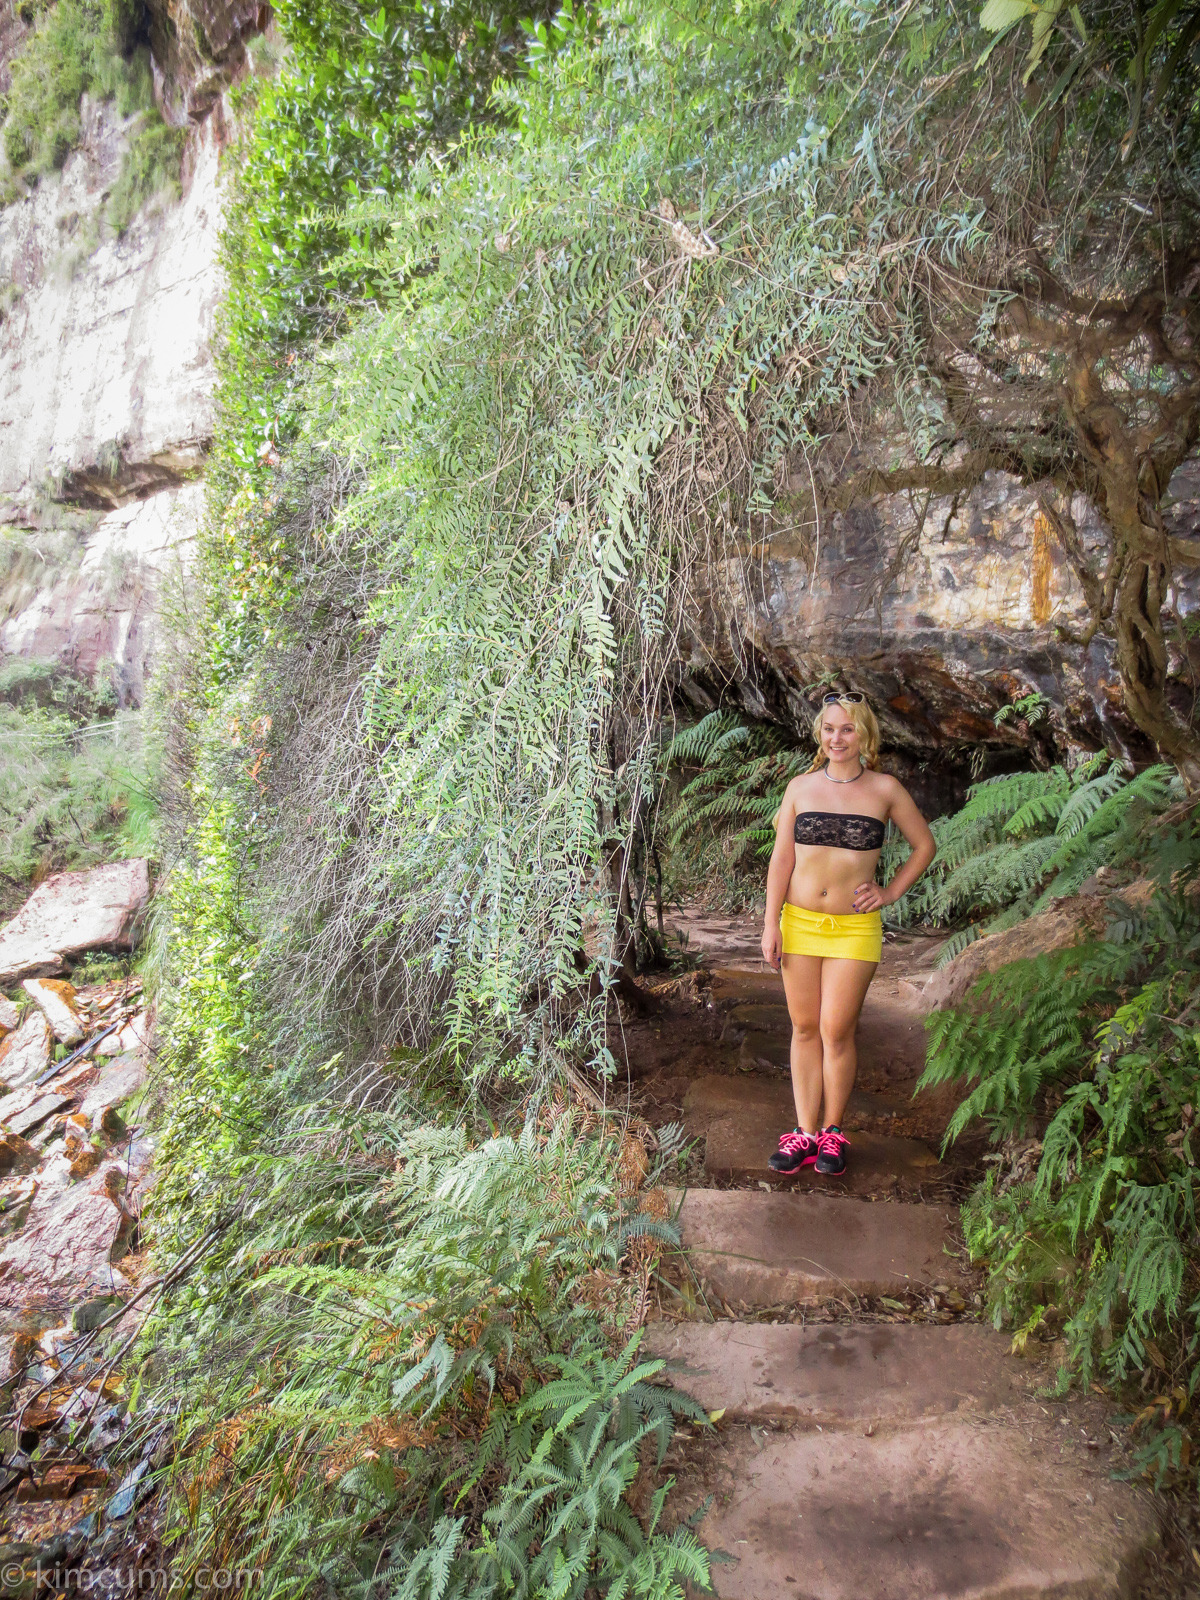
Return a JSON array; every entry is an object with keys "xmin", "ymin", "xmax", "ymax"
[{"xmin": 819, "ymin": 704, "xmax": 862, "ymax": 766}]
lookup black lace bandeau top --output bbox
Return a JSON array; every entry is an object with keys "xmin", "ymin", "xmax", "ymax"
[{"xmin": 794, "ymin": 811, "xmax": 886, "ymax": 851}]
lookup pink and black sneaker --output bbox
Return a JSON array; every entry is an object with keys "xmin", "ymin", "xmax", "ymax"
[
  {"xmin": 815, "ymin": 1126, "xmax": 849, "ymax": 1175},
  {"xmin": 768, "ymin": 1128, "xmax": 820, "ymax": 1175}
]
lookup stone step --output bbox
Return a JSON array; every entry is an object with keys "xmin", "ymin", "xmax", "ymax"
[
  {"xmin": 682, "ymin": 1076, "xmax": 940, "ymax": 1191},
  {"xmin": 677, "ymin": 1416, "xmax": 1156, "ymax": 1600},
  {"xmin": 646, "ymin": 1321, "xmax": 1021, "ymax": 1424},
  {"xmin": 710, "ymin": 966, "xmax": 777, "ymax": 1004},
  {"xmin": 674, "ymin": 1188, "xmax": 967, "ymax": 1305},
  {"xmin": 727, "ymin": 1001, "xmax": 790, "ymax": 1032}
]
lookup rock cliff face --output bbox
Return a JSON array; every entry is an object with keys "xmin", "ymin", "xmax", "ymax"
[
  {"xmin": 1, "ymin": 484, "xmax": 201, "ymax": 702},
  {"xmin": 147, "ymin": 0, "xmax": 268, "ymax": 125},
  {"xmin": 0, "ymin": 95, "xmax": 223, "ymax": 512},
  {"xmin": 680, "ymin": 450, "xmax": 1200, "ymax": 771},
  {"xmin": 0, "ymin": 1, "xmax": 263, "ymax": 705}
]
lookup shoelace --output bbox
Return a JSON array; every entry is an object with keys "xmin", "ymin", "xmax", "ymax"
[
  {"xmin": 777, "ymin": 1130, "xmax": 814, "ymax": 1155},
  {"xmin": 817, "ymin": 1128, "xmax": 848, "ymax": 1154}
]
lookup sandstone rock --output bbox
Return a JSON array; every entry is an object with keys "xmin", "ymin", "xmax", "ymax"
[
  {"xmin": 2, "ymin": 1330, "xmax": 37, "ymax": 1390},
  {"xmin": 0, "ymin": 1175, "xmax": 37, "ymax": 1239},
  {"xmin": 0, "ymin": 1057, "xmax": 97, "ymax": 1126},
  {"xmin": 69, "ymin": 1147, "xmax": 103, "ymax": 1181},
  {"xmin": 0, "ymin": 1012, "xmax": 51, "ymax": 1090},
  {"xmin": 0, "ymin": 1133, "xmax": 39, "ymax": 1176},
  {"xmin": 0, "ymin": 860, "xmax": 150, "ymax": 985},
  {"xmin": 79, "ymin": 1054, "xmax": 146, "ymax": 1120},
  {"xmin": 91, "ymin": 1105, "xmax": 127, "ymax": 1142},
  {"xmin": 63, "ymin": 1111, "xmax": 91, "ymax": 1145},
  {"xmin": 647, "ymin": 1322, "xmax": 1025, "ymax": 1424},
  {"xmin": 681, "ymin": 1415, "xmax": 1157, "ymax": 1600},
  {"xmin": 70, "ymin": 1293, "xmax": 125, "ymax": 1334},
  {"xmin": 0, "ymin": 996, "xmax": 18, "ymax": 1036},
  {"xmin": 148, "ymin": 0, "xmax": 266, "ymax": 124},
  {"xmin": 682, "ymin": 457, "xmax": 1200, "ymax": 770},
  {"xmin": 674, "ymin": 1189, "xmax": 966, "ymax": 1305},
  {"xmin": 0, "ymin": 1142, "xmax": 152, "ymax": 1315},
  {"xmin": 7, "ymin": 1094, "xmax": 73, "ymax": 1139},
  {"xmin": 14, "ymin": 1463, "xmax": 109, "ymax": 1501},
  {"xmin": 0, "ymin": 97, "xmax": 223, "ymax": 512},
  {"xmin": 1, "ymin": 486, "xmax": 202, "ymax": 705},
  {"xmin": 921, "ymin": 895, "xmax": 1108, "ymax": 1013},
  {"xmin": 22, "ymin": 979, "xmax": 84, "ymax": 1045},
  {"xmin": 682, "ymin": 1076, "xmax": 940, "ymax": 1192}
]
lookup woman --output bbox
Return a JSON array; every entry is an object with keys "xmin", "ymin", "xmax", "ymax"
[{"xmin": 761, "ymin": 693, "xmax": 936, "ymax": 1176}]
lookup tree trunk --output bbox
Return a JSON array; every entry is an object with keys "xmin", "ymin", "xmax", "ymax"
[{"xmin": 1064, "ymin": 357, "xmax": 1200, "ymax": 790}]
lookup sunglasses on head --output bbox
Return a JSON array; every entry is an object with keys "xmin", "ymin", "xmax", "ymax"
[{"xmin": 821, "ymin": 691, "xmax": 865, "ymax": 705}]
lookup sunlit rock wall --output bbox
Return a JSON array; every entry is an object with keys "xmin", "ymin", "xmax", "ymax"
[
  {"xmin": 0, "ymin": 96, "xmax": 223, "ymax": 512},
  {"xmin": 0, "ymin": 0, "xmax": 264, "ymax": 705},
  {"xmin": 0, "ymin": 483, "xmax": 201, "ymax": 705},
  {"xmin": 681, "ymin": 453, "xmax": 1200, "ymax": 773}
]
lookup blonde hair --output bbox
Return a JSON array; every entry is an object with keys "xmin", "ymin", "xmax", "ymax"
[{"xmin": 809, "ymin": 698, "xmax": 881, "ymax": 771}]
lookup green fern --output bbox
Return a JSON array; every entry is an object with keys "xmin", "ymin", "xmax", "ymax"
[
  {"xmin": 929, "ymin": 836, "xmax": 1200, "ymax": 1484},
  {"xmin": 154, "ymin": 1103, "xmax": 706, "ymax": 1598},
  {"xmin": 892, "ymin": 756, "xmax": 1182, "ymax": 957},
  {"xmin": 664, "ymin": 709, "xmax": 806, "ymax": 855}
]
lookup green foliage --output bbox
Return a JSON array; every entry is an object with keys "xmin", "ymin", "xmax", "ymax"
[
  {"xmin": 156, "ymin": 0, "xmax": 1200, "ymax": 1579},
  {"xmin": 664, "ymin": 711, "xmax": 810, "ymax": 851},
  {"xmin": 0, "ymin": 0, "xmax": 179, "ymax": 234},
  {"xmin": 149, "ymin": 1087, "xmax": 704, "ymax": 1597},
  {"xmin": 978, "ymin": 0, "xmax": 1200, "ymax": 151},
  {"xmin": 993, "ymin": 690, "xmax": 1049, "ymax": 730},
  {"xmin": 105, "ymin": 115, "xmax": 185, "ymax": 232},
  {"xmin": 0, "ymin": 671, "xmax": 154, "ymax": 915},
  {"xmin": 922, "ymin": 840, "xmax": 1200, "ymax": 1484},
  {"xmin": 1, "ymin": 0, "xmax": 154, "ymax": 180},
  {"xmin": 214, "ymin": 0, "xmax": 560, "ymax": 483},
  {"xmin": 891, "ymin": 757, "xmax": 1182, "ymax": 959},
  {"xmin": 198, "ymin": 0, "xmax": 1200, "ymax": 1067},
  {"xmin": 660, "ymin": 709, "xmax": 810, "ymax": 905},
  {"xmin": 151, "ymin": 799, "xmax": 276, "ymax": 1229}
]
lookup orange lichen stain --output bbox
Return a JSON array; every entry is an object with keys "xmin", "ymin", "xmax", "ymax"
[{"xmin": 1031, "ymin": 512, "xmax": 1053, "ymax": 624}]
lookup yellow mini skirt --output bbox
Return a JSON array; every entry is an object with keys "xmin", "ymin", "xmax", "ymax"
[{"xmin": 780, "ymin": 903, "xmax": 882, "ymax": 963}]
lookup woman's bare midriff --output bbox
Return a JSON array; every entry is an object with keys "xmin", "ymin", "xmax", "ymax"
[{"xmin": 787, "ymin": 844, "xmax": 882, "ymax": 916}]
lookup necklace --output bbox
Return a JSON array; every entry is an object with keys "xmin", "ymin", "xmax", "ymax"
[{"xmin": 823, "ymin": 764, "xmax": 863, "ymax": 785}]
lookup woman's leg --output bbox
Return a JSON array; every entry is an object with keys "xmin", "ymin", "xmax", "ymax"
[
  {"xmin": 816, "ymin": 957, "xmax": 877, "ymax": 1129},
  {"xmin": 779, "ymin": 953, "xmax": 824, "ymax": 1132}
]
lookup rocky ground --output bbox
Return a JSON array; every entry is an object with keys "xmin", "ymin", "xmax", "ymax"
[{"xmin": 0, "ymin": 864, "xmax": 158, "ymax": 1587}]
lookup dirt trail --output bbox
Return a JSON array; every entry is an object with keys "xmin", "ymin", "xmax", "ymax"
[{"xmin": 620, "ymin": 910, "xmax": 1161, "ymax": 1600}]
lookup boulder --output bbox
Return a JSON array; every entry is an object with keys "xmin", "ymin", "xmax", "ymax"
[
  {"xmin": 0, "ymin": 1134, "xmax": 39, "ymax": 1176},
  {"xmin": 0, "ymin": 1012, "xmax": 52, "ymax": 1091},
  {"xmin": 22, "ymin": 979, "xmax": 84, "ymax": 1046},
  {"xmin": 0, "ymin": 1141, "xmax": 152, "ymax": 1316},
  {"xmin": 0, "ymin": 1175, "xmax": 38, "ymax": 1239},
  {"xmin": 0, "ymin": 861, "xmax": 150, "ymax": 986},
  {"xmin": 70, "ymin": 1293, "xmax": 126, "ymax": 1334},
  {"xmin": 0, "ymin": 1058, "xmax": 98, "ymax": 1127},
  {"xmin": 920, "ymin": 896, "xmax": 1110, "ymax": 1013},
  {"xmin": 7, "ymin": 1093, "xmax": 73, "ymax": 1139},
  {"xmin": 79, "ymin": 1055, "xmax": 147, "ymax": 1120},
  {"xmin": 0, "ymin": 997, "xmax": 18, "ymax": 1036},
  {"xmin": 69, "ymin": 1147, "xmax": 103, "ymax": 1180},
  {"xmin": 91, "ymin": 1105, "xmax": 127, "ymax": 1142}
]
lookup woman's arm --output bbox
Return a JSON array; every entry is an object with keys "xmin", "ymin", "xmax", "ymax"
[
  {"xmin": 852, "ymin": 780, "xmax": 936, "ymax": 913},
  {"xmin": 762, "ymin": 784, "xmax": 799, "ymax": 969}
]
